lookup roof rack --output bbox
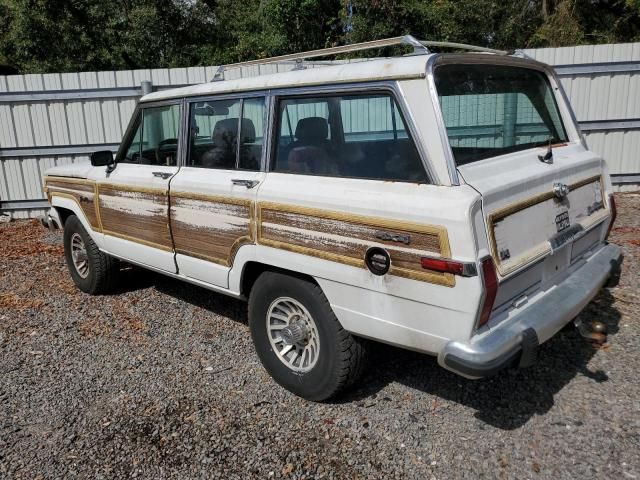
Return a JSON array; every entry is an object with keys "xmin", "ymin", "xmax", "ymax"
[{"xmin": 211, "ymin": 35, "xmax": 510, "ymax": 81}]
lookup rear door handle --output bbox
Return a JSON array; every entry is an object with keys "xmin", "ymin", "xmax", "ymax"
[
  {"xmin": 231, "ymin": 179, "xmax": 260, "ymax": 189},
  {"xmin": 152, "ymin": 171, "xmax": 173, "ymax": 180}
]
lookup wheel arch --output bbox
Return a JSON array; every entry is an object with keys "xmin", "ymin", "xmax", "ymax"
[
  {"xmin": 49, "ymin": 196, "xmax": 103, "ymax": 247},
  {"xmin": 239, "ymin": 261, "xmax": 320, "ymax": 299}
]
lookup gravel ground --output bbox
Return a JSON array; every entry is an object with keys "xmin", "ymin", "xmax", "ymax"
[{"xmin": 1, "ymin": 194, "xmax": 639, "ymax": 480}]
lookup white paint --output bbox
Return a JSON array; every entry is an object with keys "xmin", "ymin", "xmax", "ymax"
[
  {"xmin": 99, "ymin": 192, "xmax": 164, "ymax": 217},
  {"xmin": 171, "ymin": 202, "xmax": 248, "ymax": 232},
  {"xmin": 142, "ymin": 55, "xmax": 431, "ymax": 103}
]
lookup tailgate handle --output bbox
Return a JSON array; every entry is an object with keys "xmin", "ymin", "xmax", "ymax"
[{"xmin": 231, "ymin": 179, "xmax": 260, "ymax": 189}]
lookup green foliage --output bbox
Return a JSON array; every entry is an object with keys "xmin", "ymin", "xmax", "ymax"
[{"xmin": 0, "ymin": 0, "xmax": 639, "ymax": 73}]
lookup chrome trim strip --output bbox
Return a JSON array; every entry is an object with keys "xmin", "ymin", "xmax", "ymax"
[{"xmin": 426, "ymin": 54, "xmax": 460, "ymax": 186}]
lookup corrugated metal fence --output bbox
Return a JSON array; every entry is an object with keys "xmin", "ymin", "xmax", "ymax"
[{"xmin": 1, "ymin": 43, "xmax": 639, "ymax": 218}]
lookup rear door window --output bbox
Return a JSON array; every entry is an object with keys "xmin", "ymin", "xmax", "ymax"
[
  {"xmin": 273, "ymin": 92, "xmax": 427, "ymax": 183},
  {"xmin": 188, "ymin": 97, "xmax": 265, "ymax": 170}
]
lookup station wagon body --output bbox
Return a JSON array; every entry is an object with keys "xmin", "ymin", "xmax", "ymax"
[{"xmin": 42, "ymin": 41, "xmax": 622, "ymax": 400}]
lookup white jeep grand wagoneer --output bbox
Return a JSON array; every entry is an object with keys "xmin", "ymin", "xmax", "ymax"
[{"xmin": 42, "ymin": 37, "xmax": 622, "ymax": 400}]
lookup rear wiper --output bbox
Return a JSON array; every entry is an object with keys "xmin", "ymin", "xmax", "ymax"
[{"xmin": 537, "ymin": 137, "xmax": 554, "ymax": 164}]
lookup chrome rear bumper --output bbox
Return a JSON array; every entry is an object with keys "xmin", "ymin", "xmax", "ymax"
[{"xmin": 439, "ymin": 243, "xmax": 623, "ymax": 378}]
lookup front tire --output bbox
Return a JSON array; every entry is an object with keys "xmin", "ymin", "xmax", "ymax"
[
  {"xmin": 248, "ymin": 271, "xmax": 368, "ymax": 401},
  {"xmin": 63, "ymin": 215, "xmax": 119, "ymax": 294}
]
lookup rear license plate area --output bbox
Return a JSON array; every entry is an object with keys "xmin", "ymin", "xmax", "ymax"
[{"xmin": 542, "ymin": 243, "xmax": 571, "ymax": 282}]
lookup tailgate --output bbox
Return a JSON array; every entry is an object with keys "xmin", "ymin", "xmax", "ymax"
[{"xmin": 469, "ymin": 149, "xmax": 609, "ymax": 276}]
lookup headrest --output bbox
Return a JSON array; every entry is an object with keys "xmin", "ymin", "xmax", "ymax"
[
  {"xmin": 212, "ymin": 118, "xmax": 256, "ymax": 144},
  {"xmin": 240, "ymin": 118, "xmax": 256, "ymax": 143},
  {"xmin": 295, "ymin": 117, "xmax": 328, "ymax": 143},
  {"xmin": 212, "ymin": 118, "xmax": 239, "ymax": 145}
]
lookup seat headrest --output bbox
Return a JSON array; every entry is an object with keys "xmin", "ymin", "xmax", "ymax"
[
  {"xmin": 295, "ymin": 117, "xmax": 328, "ymax": 143},
  {"xmin": 212, "ymin": 118, "xmax": 256, "ymax": 144},
  {"xmin": 212, "ymin": 118, "xmax": 238, "ymax": 145},
  {"xmin": 240, "ymin": 118, "xmax": 256, "ymax": 143}
]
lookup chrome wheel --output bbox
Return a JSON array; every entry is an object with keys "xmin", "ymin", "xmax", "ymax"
[
  {"xmin": 267, "ymin": 297, "xmax": 320, "ymax": 373},
  {"xmin": 70, "ymin": 232, "xmax": 89, "ymax": 278}
]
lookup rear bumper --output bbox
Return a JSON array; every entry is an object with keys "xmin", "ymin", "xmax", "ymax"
[{"xmin": 438, "ymin": 243, "xmax": 623, "ymax": 378}]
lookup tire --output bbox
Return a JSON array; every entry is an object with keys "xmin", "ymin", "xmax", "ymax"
[
  {"xmin": 248, "ymin": 271, "xmax": 368, "ymax": 401},
  {"xmin": 63, "ymin": 214, "xmax": 119, "ymax": 294}
]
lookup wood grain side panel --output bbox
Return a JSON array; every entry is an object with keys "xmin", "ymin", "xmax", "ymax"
[
  {"xmin": 170, "ymin": 196, "xmax": 252, "ymax": 266},
  {"xmin": 257, "ymin": 203, "xmax": 454, "ymax": 287},
  {"xmin": 97, "ymin": 186, "xmax": 172, "ymax": 250},
  {"xmin": 261, "ymin": 210, "xmax": 442, "ymax": 254},
  {"xmin": 44, "ymin": 178, "xmax": 100, "ymax": 231}
]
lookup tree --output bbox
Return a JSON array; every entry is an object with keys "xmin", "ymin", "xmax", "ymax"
[{"xmin": 0, "ymin": 0, "xmax": 639, "ymax": 73}]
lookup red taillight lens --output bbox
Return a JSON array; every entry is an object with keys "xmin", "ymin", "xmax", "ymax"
[
  {"xmin": 420, "ymin": 257, "xmax": 465, "ymax": 275},
  {"xmin": 606, "ymin": 193, "xmax": 616, "ymax": 239},
  {"xmin": 477, "ymin": 256, "xmax": 498, "ymax": 329}
]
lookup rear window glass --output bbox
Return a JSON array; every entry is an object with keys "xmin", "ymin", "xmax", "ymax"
[
  {"xmin": 435, "ymin": 64, "xmax": 568, "ymax": 165},
  {"xmin": 273, "ymin": 93, "xmax": 427, "ymax": 183}
]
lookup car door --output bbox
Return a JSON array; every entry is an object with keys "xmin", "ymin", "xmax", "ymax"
[
  {"xmin": 89, "ymin": 101, "xmax": 182, "ymax": 272},
  {"xmin": 168, "ymin": 94, "xmax": 267, "ymax": 287}
]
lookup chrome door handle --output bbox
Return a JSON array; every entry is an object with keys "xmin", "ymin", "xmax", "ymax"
[
  {"xmin": 231, "ymin": 179, "xmax": 260, "ymax": 189},
  {"xmin": 152, "ymin": 171, "xmax": 173, "ymax": 180}
]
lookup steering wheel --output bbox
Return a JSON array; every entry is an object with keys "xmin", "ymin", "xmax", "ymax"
[{"xmin": 155, "ymin": 138, "xmax": 178, "ymax": 165}]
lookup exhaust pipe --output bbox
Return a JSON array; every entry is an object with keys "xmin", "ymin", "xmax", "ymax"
[{"xmin": 38, "ymin": 214, "xmax": 59, "ymax": 231}]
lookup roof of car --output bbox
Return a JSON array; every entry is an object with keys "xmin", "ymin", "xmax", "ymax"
[{"xmin": 140, "ymin": 54, "xmax": 436, "ymax": 103}]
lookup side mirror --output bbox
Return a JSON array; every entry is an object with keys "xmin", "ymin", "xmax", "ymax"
[{"xmin": 90, "ymin": 150, "xmax": 114, "ymax": 167}]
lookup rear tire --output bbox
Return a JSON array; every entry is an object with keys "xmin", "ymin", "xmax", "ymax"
[
  {"xmin": 248, "ymin": 271, "xmax": 368, "ymax": 401},
  {"xmin": 63, "ymin": 215, "xmax": 119, "ymax": 294}
]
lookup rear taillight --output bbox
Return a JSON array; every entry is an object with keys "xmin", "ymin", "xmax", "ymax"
[
  {"xmin": 477, "ymin": 256, "xmax": 498, "ymax": 329},
  {"xmin": 606, "ymin": 193, "xmax": 617, "ymax": 239},
  {"xmin": 420, "ymin": 257, "xmax": 478, "ymax": 277},
  {"xmin": 420, "ymin": 257, "xmax": 465, "ymax": 276}
]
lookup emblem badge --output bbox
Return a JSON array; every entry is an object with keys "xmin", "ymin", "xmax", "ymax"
[{"xmin": 553, "ymin": 182, "xmax": 569, "ymax": 200}]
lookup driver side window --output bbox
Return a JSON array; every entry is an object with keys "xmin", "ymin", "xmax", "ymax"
[{"xmin": 120, "ymin": 104, "xmax": 181, "ymax": 166}]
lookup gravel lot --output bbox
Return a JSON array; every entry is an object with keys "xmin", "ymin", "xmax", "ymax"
[{"xmin": 1, "ymin": 194, "xmax": 639, "ymax": 479}]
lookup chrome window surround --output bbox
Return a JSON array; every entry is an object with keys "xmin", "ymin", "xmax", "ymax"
[
  {"xmin": 265, "ymin": 81, "xmax": 439, "ymax": 184},
  {"xmin": 142, "ymin": 82, "xmax": 438, "ymax": 184},
  {"xmin": 115, "ymin": 98, "xmax": 184, "ymax": 166},
  {"xmin": 425, "ymin": 53, "xmax": 583, "ymax": 185},
  {"xmin": 177, "ymin": 91, "xmax": 269, "ymax": 172}
]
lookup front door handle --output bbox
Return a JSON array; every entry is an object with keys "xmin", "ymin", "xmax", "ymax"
[
  {"xmin": 152, "ymin": 171, "xmax": 173, "ymax": 180},
  {"xmin": 231, "ymin": 179, "xmax": 260, "ymax": 189}
]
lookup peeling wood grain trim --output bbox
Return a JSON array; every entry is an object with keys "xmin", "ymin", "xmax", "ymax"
[
  {"xmin": 44, "ymin": 176, "xmax": 95, "ymax": 187},
  {"xmin": 45, "ymin": 176, "xmax": 102, "ymax": 232},
  {"xmin": 98, "ymin": 182, "xmax": 168, "ymax": 196},
  {"xmin": 96, "ymin": 183, "xmax": 173, "ymax": 250},
  {"xmin": 487, "ymin": 175, "xmax": 604, "ymax": 276},
  {"xmin": 170, "ymin": 192, "xmax": 254, "ymax": 267},
  {"xmin": 171, "ymin": 190, "xmax": 252, "ymax": 207},
  {"xmin": 256, "ymin": 202, "xmax": 455, "ymax": 287},
  {"xmin": 102, "ymin": 229, "xmax": 174, "ymax": 252},
  {"xmin": 48, "ymin": 191, "xmax": 103, "ymax": 232}
]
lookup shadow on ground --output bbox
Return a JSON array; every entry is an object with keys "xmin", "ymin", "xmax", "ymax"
[{"xmin": 113, "ymin": 264, "xmax": 621, "ymax": 430}]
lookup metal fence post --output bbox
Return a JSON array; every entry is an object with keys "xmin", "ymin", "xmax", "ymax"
[{"xmin": 141, "ymin": 80, "xmax": 153, "ymax": 95}]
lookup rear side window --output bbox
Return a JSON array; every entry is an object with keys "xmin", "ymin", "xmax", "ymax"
[
  {"xmin": 273, "ymin": 93, "xmax": 427, "ymax": 183},
  {"xmin": 435, "ymin": 64, "xmax": 568, "ymax": 165},
  {"xmin": 188, "ymin": 97, "xmax": 265, "ymax": 170}
]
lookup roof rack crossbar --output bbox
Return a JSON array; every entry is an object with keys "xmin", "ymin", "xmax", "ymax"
[
  {"xmin": 419, "ymin": 41, "xmax": 509, "ymax": 56},
  {"xmin": 210, "ymin": 36, "xmax": 511, "ymax": 81},
  {"xmin": 211, "ymin": 35, "xmax": 428, "ymax": 81}
]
